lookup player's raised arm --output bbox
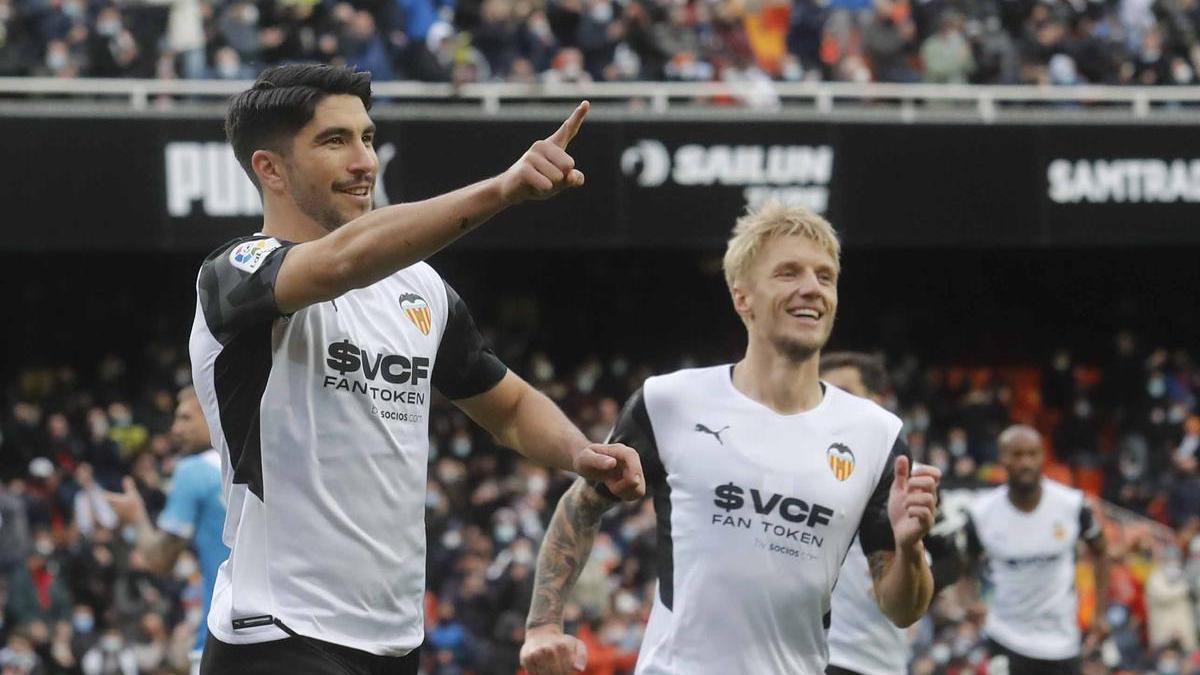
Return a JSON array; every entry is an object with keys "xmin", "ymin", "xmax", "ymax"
[
  {"xmin": 271, "ymin": 101, "xmax": 590, "ymax": 314},
  {"xmin": 861, "ymin": 453, "xmax": 940, "ymax": 627}
]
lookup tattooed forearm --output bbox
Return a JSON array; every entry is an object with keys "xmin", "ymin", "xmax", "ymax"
[
  {"xmin": 526, "ymin": 479, "xmax": 615, "ymax": 629},
  {"xmin": 868, "ymin": 550, "xmax": 893, "ymax": 587}
]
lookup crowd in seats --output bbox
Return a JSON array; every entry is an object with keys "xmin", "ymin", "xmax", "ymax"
[
  {"xmin": 1, "ymin": 323, "xmax": 1199, "ymax": 673},
  {"xmin": 1, "ymin": 0, "xmax": 1199, "ymax": 86}
]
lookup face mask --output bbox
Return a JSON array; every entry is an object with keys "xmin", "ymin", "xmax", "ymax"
[
  {"xmin": 101, "ymin": 635, "xmax": 122, "ymax": 652},
  {"xmin": 575, "ymin": 373, "xmax": 596, "ymax": 394},
  {"xmin": 174, "ymin": 557, "xmax": 198, "ymax": 579},
  {"xmin": 513, "ymin": 547, "xmax": 533, "ymax": 566},
  {"xmin": 35, "ymin": 539, "xmax": 55, "ymax": 556},
  {"xmin": 1149, "ymin": 377, "xmax": 1166, "ymax": 398},
  {"xmin": 240, "ymin": 5, "xmax": 258, "ymax": 23},
  {"xmin": 217, "ymin": 61, "xmax": 240, "ymax": 78},
  {"xmin": 1157, "ymin": 658, "xmax": 1180, "ymax": 675},
  {"xmin": 441, "ymin": 529, "xmax": 462, "ymax": 550},
  {"xmin": 73, "ymin": 613, "xmax": 95, "ymax": 634},
  {"xmin": 425, "ymin": 490, "xmax": 441, "ymax": 509},
  {"xmin": 782, "ymin": 61, "xmax": 803, "ymax": 81},
  {"xmin": 1173, "ymin": 62, "xmax": 1193, "ymax": 83},
  {"xmin": 111, "ymin": 412, "xmax": 132, "ymax": 426},
  {"xmin": 47, "ymin": 51, "xmax": 68, "ymax": 71},
  {"xmin": 451, "ymin": 435, "xmax": 472, "ymax": 458},
  {"xmin": 589, "ymin": 2, "xmax": 612, "ymax": 22},
  {"xmin": 527, "ymin": 474, "xmax": 547, "ymax": 495},
  {"xmin": 62, "ymin": 2, "xmax": 82, "ymax": 19},
  {"xmin": 614, "ymin": 592, "xmax": 639, "ymax": 614},
  {"xmin": 494, "ymin": 523, "xmax": 517, "ymax": 543},
  {"xmin": 97, "ymin": 19, "xmax": 120, "ymax": 36},
  {"xmin": 532, "ymin": 359, "xmax": 554, "ymax": 382}
]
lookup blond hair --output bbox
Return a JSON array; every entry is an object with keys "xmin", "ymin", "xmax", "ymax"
[{"xmin": 722, "ymin": 200, "xmax": 841, "ymax": 290}]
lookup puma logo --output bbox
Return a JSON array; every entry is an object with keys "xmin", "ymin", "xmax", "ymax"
[{"xmin": 694, "ymin": 424, "xmax": 730, "ymax": 445}]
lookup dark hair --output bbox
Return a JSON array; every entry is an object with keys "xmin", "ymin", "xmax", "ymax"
[
  {"xmin": 225, "ymin": 64, "xmax": 373, "ymax": 187},
  {"xmin": 819, "ymin": 351, "xmax": 889, "ymax": 397}
]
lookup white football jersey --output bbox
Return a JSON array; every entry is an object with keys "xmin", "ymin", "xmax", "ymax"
[
  {"xmin": 966, "ymin": 478, "xmax": 1102, "ymax": 661},
  {"xmin": 191, "ymin": 235, "xmax": 506, "ymax": 656},
  {"xmin": 604, "ymin": 365, "xmax": 906, "ymax": 675},
  {"xmin": 826, "ymin": 537, "xmax": 909, "ymax": 675}
]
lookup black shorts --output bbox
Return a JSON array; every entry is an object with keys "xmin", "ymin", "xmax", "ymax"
[
  {"xmin": 986, "ymin": 638, "xmax": 1080, "ymax": 675},
  {"xmin": 825, "ymin": 665, "xmax": 863, "ymax": 675},
  {"xmin": 200, "ymin": 630, "xmax": 420, "ymax": 675}
]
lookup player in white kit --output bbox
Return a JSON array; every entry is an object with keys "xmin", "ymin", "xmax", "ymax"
[
  {"xmin": 964, "ymin": 425, "xmax": 1109, "ymax": 675},
  {"xmin": 192, "ymin": 64, "xmax": 644, "ymax": 675},
  {"xmin": 520, "ymin": 202, "xmax": 943, "ymax": 675},
  {"xmin": 820, "ymin": 352, "xmax": 963, "ymax": 675}
]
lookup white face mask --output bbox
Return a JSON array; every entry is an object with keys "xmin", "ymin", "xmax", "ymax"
[
  {"xmin": 47, "ymin": 51, "xmax": 68, "ymax": 71},
  {"xmin": 589, "ymin": 2, "xmax": 612, "ymax": 23},
  {"xmin": 174, "ymin": 556, "xmax": 198, "ymax": 579}
]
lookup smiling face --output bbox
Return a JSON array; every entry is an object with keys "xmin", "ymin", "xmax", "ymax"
[
  {"xmin": 270, "ymin": 94, "xmax": 378, "ymax": 231},
  {"xmin": 733, "ymin": 234, "xmax": 839, "ymax": 363}
]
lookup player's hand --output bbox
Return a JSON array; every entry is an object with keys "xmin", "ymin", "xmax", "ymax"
[
  {"xmin": 887, "ymin": 457, "xmax": 940, "ymax": 549},
  {"xmin": 499, "ymin": 101, "xmax": 588, "ymax": 205},
  {"xmin": 103, "ymin": 477, "xmax": 150, "ymax": 526},
  {"xmin": 573, "ymin": 442, "xmax": 645, "ymax": 501},
  {"xmin": 521, "ymin": 625, "xmax": 588, "ymax": 675}
]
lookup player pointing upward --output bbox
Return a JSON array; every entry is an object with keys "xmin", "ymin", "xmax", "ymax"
[
  {"xmin": 521, "ymin": 202, "xmax": 941, "ymax": 675},
  {"xmin": 191, "ymin": 64, "xmax": 643, "ymax": 675}
]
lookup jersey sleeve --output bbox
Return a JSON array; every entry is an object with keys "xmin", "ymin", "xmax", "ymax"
[
  {"xmin": 197, "ymin": 236, "xmax": 295, "ymax": 345},
  {"xmin": 591, "ymin": 387, "xmax": 664, "ymax": 500},
  {"xmin": 857, "ymin": 436, "xmax": 910, "ymax": 557},
  {"xmin": 157, "ymin": 460, "xmax": 203, "ymax": 540},
  {"xmin": 432, "ymin": 280, "xmax": 508, "ymax": 400},
  {"xmin": 962, "ymin": 512, "xmax": 985, "ymax": 559},
  {"xmin": 924, "ymin": 508, "xmax": 966, "ymax": 593},
  {"xmin": 1079, "ymin": 500, "xmax": 1103, "ymax": 543},
  {"xmin": 594, "ymin": 386, "xmax": 677, "ymax": 609}
]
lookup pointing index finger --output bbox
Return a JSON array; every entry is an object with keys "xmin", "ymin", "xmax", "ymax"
[{"xmin": 548, "ymin": 100, "xmax": 590, "ymax": 149}]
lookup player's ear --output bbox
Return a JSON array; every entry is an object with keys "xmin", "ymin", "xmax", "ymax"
[
  {"xmin": 252, "ymin": 149, "xmax": 288, "ymax": 194},
  {"xmin": 730, "ymin": 283, "xmax": 753, "ymax": 322}
]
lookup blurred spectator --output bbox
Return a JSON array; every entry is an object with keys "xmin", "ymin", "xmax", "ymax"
[
  {"xmin": 863, "ymin": 0, "xmax": 919, "ymax": 82},
  {"xmin": 6, "ymin": 533, "xmax": 71, "ymax": 627},
  {"xmin": 920, "ymin": 12, "xmax": 974, "ymax": 83},
  {"xmin": 79, "ymin": 628, "xmax": 136, "ymax": 675},
  {"xmin": 1144, "ymin": 547, "xmax": 1197, "ymax": 651},
  {"xmin": 70, "ymin": 464, "xmax": 117, "ymax": 538}
]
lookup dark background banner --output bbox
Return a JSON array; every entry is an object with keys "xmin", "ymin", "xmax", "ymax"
[{"xmin": 3, "ymin": 113, "xmax": 1198, "ymax": 251}]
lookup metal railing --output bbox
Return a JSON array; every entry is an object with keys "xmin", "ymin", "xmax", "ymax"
[{"xmin": 3, "ymin": 76, "xmax": 1200, "ymax": 120}]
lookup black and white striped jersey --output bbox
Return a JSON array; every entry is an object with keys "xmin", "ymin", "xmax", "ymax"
[
  {"xmin": 189, "ymin": 234, "xmax": 506, "ymax": 656},
  {"xmin": 603, "ymin": 365, "xmax": 906, "ymax": 674}
]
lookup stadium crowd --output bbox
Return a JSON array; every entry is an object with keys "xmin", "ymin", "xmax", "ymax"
[
  {"xmin": 1, "ymin": 323, "xmax": 1199, "ymax": 674},
  {"xmin": 1, "ymin": 0, "xmax": 1200, "ymax": 86}
]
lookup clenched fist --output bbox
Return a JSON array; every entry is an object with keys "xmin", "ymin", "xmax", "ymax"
[
  {"xmin": 521, "ymin": 625, "xmax": 588, "ymax": 675},
  {"xmin": 499, "ymin": 101, "xmax": 589, "ymax": 205},
  {"xmin": 888, "ymin": 456, "xmax": 941, "ymax": 549}
]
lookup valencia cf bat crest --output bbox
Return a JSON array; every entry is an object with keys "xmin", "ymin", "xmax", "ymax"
[
  {"xmin": 399, "ymin": 293, "xmax": 432, "ymax": 336},
  {"xmin": 827, "ymin": 443, "xmax": 855, "ymax": 482}
]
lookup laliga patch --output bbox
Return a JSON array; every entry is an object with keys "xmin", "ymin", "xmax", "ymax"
[{"xmin": 229, "ymin": 238, "xmax": 282, "ymax": 274}]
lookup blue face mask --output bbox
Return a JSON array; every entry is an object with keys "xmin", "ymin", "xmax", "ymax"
[{"xmin": 73, "ymin": 614, "xmax": 95, "ymax": 634}]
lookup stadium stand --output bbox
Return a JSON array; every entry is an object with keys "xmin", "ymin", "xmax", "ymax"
[{"xmin": 1, "ymin": 0, "xmax": 1199, "ymax": 85}]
